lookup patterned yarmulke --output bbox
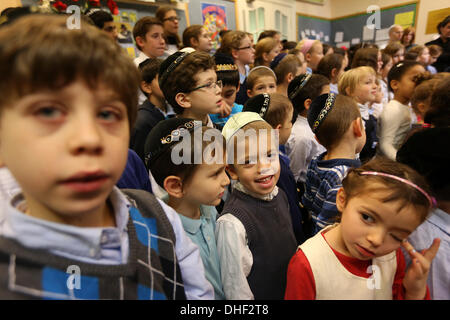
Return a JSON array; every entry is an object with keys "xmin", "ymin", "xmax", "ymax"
[
  {"xmin": 158, "ymin": 51, "xmax": 190, "ymax": 88},
  {"xmin": 242, "ymin": 93, "xmax": 271, "ymax": 119},
  {"xmin": 214, "ymin": 52, "xmax": 238, "ymax": 72},
  {"xmin": 221, "ymin": 112, "xmax": 265, "ymax": 142},
  {"xmin": 307, "ymin": 93, "xmax": 337, "ymax": 133}
]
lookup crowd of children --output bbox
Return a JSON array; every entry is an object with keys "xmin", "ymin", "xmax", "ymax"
[{"xmin": 0, "ymin": 5, "xmax": 448, "ymax": 301}]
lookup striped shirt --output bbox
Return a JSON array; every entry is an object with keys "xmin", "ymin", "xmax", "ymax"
[{"xmin": 302, "ymin": 153, "xmax": 360, "ymax": 234}]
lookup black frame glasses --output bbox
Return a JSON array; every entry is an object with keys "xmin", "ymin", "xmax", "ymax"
[
  {"xmin": 236, "ymin": 45, "xmax": 253, "ymax": 50},
  {"xmin": 190, "ymin": 80, "xmax": 223, "ymax": 92}
]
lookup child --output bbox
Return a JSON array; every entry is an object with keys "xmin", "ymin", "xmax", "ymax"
[
  {"xmin": 130, "ymin": 58, "xmax": 166, "ymax": 162},
  {"xmin": 254, "ymin": 37, "xmax": 280, "ymax": 67},
  {"xmin": 382, "ymin": 42, "xmax": 405, "ymax": 65},
  {"xmin": 316, "ymin": 53, "xmax": 348, "ymax": 94},
  {"xmin": 410, "ymin": 78, "xmax": 440, "ymax": 126},
  {"xmin": 351, "ymin": 47, "xmax": 383, "ymax": 74},
  {"xmin": 426, "ymin": 45, "xmax": 443, "ymax": 74},
  {"xmin": 288, "ymin": 48, "xmax": 308, "ymax": 75},
  {"xmin": 286, "ymin": 157, "xmax": 440, "ymax": 300},
  {"xmin": 85, "ymin": 9, "xmax": 118, "ymax": 41},
  {"xmin": 182, "ymin": 24, "xmax": 212, "ymax": 53},
  {"xmin": 339, "ymin": 66, "xmax": 379, "ymax": 162},
  {"xmin": 296, "ymin": 39, "xmax": 324, "ymax": 73},
  {"xmin": 217, "ymin": 31, "xmax": 255, "ymax": 105},
  {"xmin": 146, "ymin": 118, "xmax": 229, "ymax": 300},
  {"xmin": 404, "ymin": 45, "xmax": 430, "ymax": 66},
  {"xmin": 246, "ymin": 66, "xmax": 277, "ymax": 98},
  {"xmin": 302, "ymin": 93, "xmax": 365, "ymax": 234},
  {"xmin": 158, "ymin": 51, "xmax": 223, "ymax": 128},
  {"xmin": 133, "ymin": 16, "xmax": 166, "ymax": 65},
  {"xmin": 378, "ymin": 61, "xmax": 426, "ymax": 160},
  {"xmin": 397, "ymin": 127, "xmax": 450, "ymax": 300},
  {"xmin": 243, "ymin": 93, "xmax": 306, "ymax": 244},
  {"xmin": 285, "ymin": 74, "xmax": 329, "ymax": 188},
  {"xmin": 155, "ymin": 6, "xmax": 181, "ymax": 58},
  {"xmin": 209, "ymin": 52, "xmax": 244, "ymax": 127},
  {"xmin": 0, "ymin": 14, "xmax": 213, "ymax": 300},
  {"xmin": 273, "ymin": 54, "xmax": 303, "ymax": 97},
  {"xmin": 217, "ymin": 112, "xmax": 297, "ymax": 299}
]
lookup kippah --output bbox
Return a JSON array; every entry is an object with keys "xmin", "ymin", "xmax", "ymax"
[
  {"xmin": 270, "ymin": 52, "xmax": 287, "ymax": 70},
  {"xmin": 214, "ymin": 52, "xmax": 238, "ymax": 72},
  {"xmin": 158, "ymin": 51, "xmax": 190, "ymax": 88},
  {"xmin": 222, "ymin": 112, "xmax": 265, "ymax": 142},
  {"xmin": 288, "ymin": 73, "xmax": 311, "ymax": 101},
  {"xmin": 243, "ymin": 93, "xmax": 271, "ymax": 119},
  {"xmin": 307, "ymin": 93, "xmax": 337, "ymax": 133},
  {"xmin": 138, "ymin": 58, "xmax": 153, "ymax": 70},
  {"xmin": 144, "ymin": 118, "xmax": 202, "ymax": 167}
]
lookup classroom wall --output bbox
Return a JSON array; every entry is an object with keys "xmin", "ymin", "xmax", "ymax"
[{"xmin": 296, "ymin": 0, "xmax": 332, "ymax": 20}]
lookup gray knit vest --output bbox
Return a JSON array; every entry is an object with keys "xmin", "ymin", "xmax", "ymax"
[
  {"xmin": 0, "ymin": 189, "xmax": 186, "ymax": 300},
  {"xmin": 221, "ymin": 188, "xmax": 297, "ymax": 300}
]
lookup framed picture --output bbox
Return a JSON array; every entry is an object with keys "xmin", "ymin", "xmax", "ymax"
[{"xmin": 297, "ymin": 0, "xmax": 325, "ymax": 5}]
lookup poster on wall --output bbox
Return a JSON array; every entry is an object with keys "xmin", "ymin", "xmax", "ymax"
[
  {"xmin": 113, "ymin": 9, "xmax": 138, "ymax": 58},
  {"xmin": 201, "ymin": 3, "xmax": 228, "ymax": 52}
]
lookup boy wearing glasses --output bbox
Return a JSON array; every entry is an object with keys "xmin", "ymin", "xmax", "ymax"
[{"xmin": 157, "ymin": 51, "xmax": 224, "ymax": 128}]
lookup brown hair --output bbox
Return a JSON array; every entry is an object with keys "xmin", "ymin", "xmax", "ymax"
[
  {"xmin": 133, "ymin": 16, "xmax": 163, "ymax": 51},
  {"xmin": 317, "ymin": 53, "xmax": 345, "ymax": 80},
  {"xmin": 160, "ymin": 51, "xmax": 215, "ymax": 114},
  {"xmin": 401, "ymin": 26, "xmax": 415, "ymax": 46},
  {"xmin": 182, "ymin": 24, "xmax": 204, "ymax": 48},
  {"xmin": 274, "ymin": 54, "xmax": 301, "ymax": 85},
  {"xmin": 0, "ymin": 14, "xmax": 140, "ymax": 128},
  {"xmin": 217, "ymin": 30, "xmax": 248, "ymax": 56},
  {"xmin": 246, "ymin": 67, "xmax": 276, "ymax": 91},
  {"xmin": 254, "ymin": 37, "xmax": 278, "ymax": 66},
  {"xmin": 150, "ymin": 126, "xmax": 226, "ymax": 188},
  {"xmin": 427, "ymin": 44, "xmax": 443, "ymax": 57},
  {"xmin": 425, "ymin": 77, "xmax": 450, "ymax": 127},
  {"xmin": 410, "ymin": 79, "xmax": 440, "ymax": 115},
  {"xmin": 315, "ymin": 94, "xmax": 361, "ymax": 149},
  {"xmin": 264, "ymin": 93, "xmax": 293, "ymax": 128},
  {"xmin": 342, "ymin": 156, "xmax": 431, "ymax": 222},
  {"xmin": 383, "ymin": 42, "xmax": 404, "ymax": 58},
  {"xmin": 351, "ymin": 47, "xmax": 379, "ymax": 71},
  {"xmin": 155, "ymin": 5, "xmax": 181, "ymax": 47},
  {"xmin": 404, "ymin": 45, "xmax": 427, "ymax": 62}
]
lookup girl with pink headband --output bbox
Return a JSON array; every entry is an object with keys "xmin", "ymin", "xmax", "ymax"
[
  {"xmin": 286, "ymin": 156, "xmax": 440, "ymax": 300},
  {"xmin": 295, "ymin": 39, "xmax": 324, "ymax": 73}
]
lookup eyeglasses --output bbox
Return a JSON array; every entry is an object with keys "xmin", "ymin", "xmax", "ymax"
[
  {"xmin": 163, "ymin": 17, "xmax": 179, "ymax": 22},
  {"xmin": 237, "ymin": 45, "xmax": 253, "ymax": 50},
  {"xmin": 191, "ymin": 80, "xmax": 223, "ymax": 92}
]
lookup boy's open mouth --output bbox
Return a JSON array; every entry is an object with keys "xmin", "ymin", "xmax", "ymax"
[{"xmin": 61, "ymin": 171, "xmax": 110, "ymax": 193}]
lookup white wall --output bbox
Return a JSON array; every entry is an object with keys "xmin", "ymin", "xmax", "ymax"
[{"xmin": 296, "ymin": 0, "xmax": 332, "ymax": 19}]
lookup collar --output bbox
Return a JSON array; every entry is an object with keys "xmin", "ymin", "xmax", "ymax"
[
  {"xmin": 179, "ymin": 205, "xmax": 215, "ymax": 235},
  {"xmin": 358, "ymin": 103, "xmax": 370, "ymax": 120},
  {"xmin": 233, "ymin": 181, "xmax": 279, "ymax": 201},
  {"xmin": 1, "ymin": 187, "xmax": 130, "ymax": 259},
  {"xmin": 316, "ymin": 152, "xmax": 361, "ymax": 168}
]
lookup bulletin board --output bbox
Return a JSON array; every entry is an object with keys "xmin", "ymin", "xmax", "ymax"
[
  {"xmin": 331, "ymin": 2, "xmax": 418, "ymax": 47},
  {"xmin": 297, "ymin": 1, "xmax": 418, "ymax": 47}
]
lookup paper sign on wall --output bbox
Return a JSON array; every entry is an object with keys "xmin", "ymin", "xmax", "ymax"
[
  {"xmin": 375, "ymin": 28, "xmax": 390, "ymax": 41},
  {"xmin": 394, "ymin": 11, "xmax": 414, "ymax": 28},
  {"xmin": 351, "ymin": 38, "xmax": 360, "ymax": 45},
  {"xmin": 335, "ymin": 31, "xmax": 344, "ymax": 43},
  {"xmin": 362, "ymin": 25, "xmax": 375, "ymax": 41}
]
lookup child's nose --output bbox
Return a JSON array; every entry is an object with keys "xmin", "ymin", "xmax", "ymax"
[
  {"xmin": 366, "ymin": 227, "xmax": 385, "ymax": 248},
  {"xmin": 68, "ymin": 117, "xmax": 103, "ymax": 155}
]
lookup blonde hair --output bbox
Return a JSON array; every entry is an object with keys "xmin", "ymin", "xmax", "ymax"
[
  {"xmin": 254, "ymin": 37, "xmax": 278, "ymax": 66},
  {"xmin": 217, "ymin": 30, "xmax": 248, "ymax": 56},
  {"xmin": 246, "ymin": 66, "xmax": 277, "ymax": 91},
  {"xmin": 338, "ymin": 66, "xmax": 376, "ymax": 96}
]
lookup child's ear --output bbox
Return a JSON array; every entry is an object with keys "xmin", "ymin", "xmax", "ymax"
[
  {"xmin": 352, "ymin": 117, "xmax": 364, "ymax": 137},
  {"xmin": 417, "ymin": 102, "xmax": 427, "ymax": 115},
  {"xmin": 305, "ymin": 52, "xmax": 311, "ymax": 62},
  {"xmin": 345, "ymin": 86, "xmax": 352, "ymax": 96},
  {"xmin": 274, "ymin": 124, "xmax": 282, "ymax": 130},
  {"xmin": 164, "ymin": 176, "xmax": 184, "ymax": 199},
  {"xmin": 331, "ymin": 67, "xmax": 337, "ymax": 79},
  {"xmin": 140, "ymin": 81, "xmax": 152, "ymax": 95},
  {"xmin": 390, "ymin": 79, "xmax": 399, "ymax": 92},
  {"xmin": 304, "ymin": 98, "xmax": 312, "ymax": 110},
  {"xmin": 135, "ymin": 36, "xmax": 145, "ymax": 50},
  {"xmin": 175, "ymin": 92, "xmax": 191, "ymax": 109},
  {"xmin": 225, "ymin": 165, "xmax": 239, "ymax": 180},
  {"xmin": 190, "ymin": 36, "xmax": 199, "ymax": 48},
  {"xmin": 286, "ymin": 72, "xmax": 294, "ymax": 83},
  {"xmin": 336, "ymin": 187, "xmax": 347, "ymax": 212},
  {"xmin": 231, "ymin": 48, "xmax": 239, "ymax": 60},
  {"xmin": 247, "ymin": 89, "xmax": 254, "ymax": 98}
]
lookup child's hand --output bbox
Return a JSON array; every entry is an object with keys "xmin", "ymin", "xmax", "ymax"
[
  {"xmin": 218, "ymin": 100, "xmax": 232, "ymax": 118},
  {"xmin": 402, "ymin": 238, "xmax": 440, "ymax": 300}
]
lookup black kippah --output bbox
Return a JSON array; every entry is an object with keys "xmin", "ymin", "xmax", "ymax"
[
  {"xmin": 288, "ymin": 73, "xmax": 311, "ymax": 101},
  {"xmin": 144, "ymin": 117, "xmax": 202, "ymax": 168},
  {"xmin": 307, "ymin": 93, "xmax": 337, "ymax": 133},
  {"xmin": 270, "ymin": 52, "xmax": 287, "ymax": 70},
  {"xmin": 158, "ymin": 51, "xmax": 190, "ymax": 88},
  {"xmin": 242, "ymin": 93, "xmax": 271, "ymax": 119}
]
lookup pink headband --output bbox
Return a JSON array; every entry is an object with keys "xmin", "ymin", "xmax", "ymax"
[
  {"xmin": 360, "ymin": 171, "xmax": 436, "ymax": 208},
  {"xmin": 300, "ymin": 39, "xmax": 315, "ymax": 56}
]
